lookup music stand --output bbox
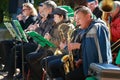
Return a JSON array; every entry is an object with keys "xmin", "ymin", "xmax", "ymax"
[
  {"xmin": 12, "ymin": 20, "xmax": 28, "ymax": 43},
  {"xmin": 26, "ymin": 31, "xmax": 56, "ymax": 48},
  {"xmin": 12, "ymin": 20, "xmax": 28, "ymax": 80},
  {"xmin": 4, "ymin": 22, "xmax": 22, "ymax": 77},
  {"xmin": 4, "ymin": 22, "xmax": 21, "ymax": 41}
]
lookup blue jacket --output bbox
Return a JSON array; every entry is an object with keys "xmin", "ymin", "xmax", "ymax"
[{"xmin": 81, "ymin": 18, "xmax": 112, "ymax": 76}]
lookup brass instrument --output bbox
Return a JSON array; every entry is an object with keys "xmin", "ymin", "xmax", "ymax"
[
  {"xmin": 99, "ymin": 0, "xmax": 114, "ymax": 13},
  {"xmin": 100, "ymin": 0, "xmax": 115, "ymax": 40},
  {"xmin": 100, "ymin": 0, "xmax": 114, "ymax": 23},
  {"xmin": 54, "ymin": 23, "xmax": 68, "ymax": 55},
  {"xmin": 61, "ymin": 28, "xmax": 74, "ymax": 74}
]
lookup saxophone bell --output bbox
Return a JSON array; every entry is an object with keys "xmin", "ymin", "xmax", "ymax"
[{"xmin": 61, "ymin": 55, "xmax": 69, "ymax": 62}]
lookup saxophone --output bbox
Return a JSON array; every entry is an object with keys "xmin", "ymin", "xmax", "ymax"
[
  {"xmin": 54, "ymin": 23, "xmax": 67, "ymax": 55},
  {"xmin": 61, "ymin": 28, "xmax": 74, "ymax": 74}
]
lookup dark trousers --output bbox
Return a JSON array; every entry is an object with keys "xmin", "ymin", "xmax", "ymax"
[
  {"xmin": 65, "ymin": 65, "xmax": 85, "ymax": 80},
  {"xmin": 26, "ymin": 48, "xmax": 53, "ymax": 80},
  {"xmin": 42, "ymin": 55, "xmax": 85, "ymax": 80},
  {"xmin": 0, "ymin": 40, "xmax": 16, "ymax": 71},
  {"xmin": 8, "ymin": 42, "xmax": 38, "ymax": 77},
  {"xmin": 41, "ymin": 54, "xmax": 65, "ymax": 79}
]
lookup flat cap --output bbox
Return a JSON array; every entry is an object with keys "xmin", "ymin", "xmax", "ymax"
[{"xmin": 52, "ymin": 7, "xmax": 67, "ymax": 16}]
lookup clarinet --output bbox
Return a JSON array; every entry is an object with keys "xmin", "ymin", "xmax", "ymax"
[{"xmin": 24, "ymin": 17, "xmax": 41, "ymax": 32}]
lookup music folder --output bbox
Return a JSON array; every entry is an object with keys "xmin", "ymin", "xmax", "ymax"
[
  {"xmin": 4, "ymin": 22, "xmax": 21, "ymax": 41},
  {"xmin": 12, "ymin": 20, "xmax": 28, "ymax": 42},
  {"xmin": 26, "ymin": 31, "xmax": 56, "ymax": 48}
]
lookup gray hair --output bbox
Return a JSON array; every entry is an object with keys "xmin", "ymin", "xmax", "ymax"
[
  {"xmin": 43, "ymin": 0, "xmax": 57, "ymax": 11},
  {"xmin": 75, "ymin": 6, "xmax": 93, "ymax": 18}
]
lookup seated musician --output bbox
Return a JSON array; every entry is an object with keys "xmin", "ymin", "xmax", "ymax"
[
  {"xmin": 0, "ymin": 2, "xmax": 38, "ymax": 75},
  {"xmin": 42, "ymin": 6, "xmax": 112, "ymax": 80},
  {"xmin": 17, "ymin": 3, "xmax": 38, "ymax": 30}
]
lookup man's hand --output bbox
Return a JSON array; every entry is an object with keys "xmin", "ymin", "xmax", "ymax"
[
  {"xmin": 17, "ymin": 14, "xmax": 24, "ymax": 21},
  {"xmin": 44, "ymin": 33, "xmax": 51, "ymax": 40},
  {"xmin": 75, "ymin": 59, "xmax": 82, "ymax": 68},
  {"xmin": 59, "ymin": 42, "xmax": 66, "ymax": 50},
  {"xmin": 25, "ymin": 24, "xmax": 38, "ymax": 31},
  {"xmin": 68, "ymin": 43, "xmax": 81, "ymax": 51}
]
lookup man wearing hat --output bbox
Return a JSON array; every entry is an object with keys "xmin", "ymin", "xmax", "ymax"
[{"xmin": 87, "ymin": 0, "xmax": 102, "ymax": 18}]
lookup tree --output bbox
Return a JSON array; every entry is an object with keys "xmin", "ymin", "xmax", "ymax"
[{"xmin": 0, "ymin": 0, "xmax": 9, "ymax": 23}]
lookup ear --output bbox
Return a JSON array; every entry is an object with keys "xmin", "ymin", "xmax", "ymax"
[
  {"xmin": 87, "ymin": 13, "xmax": 92, "ymax": 19},
  {"xmin": 95, "ymin": 0, "xmax": 98, "ymax": 5}
]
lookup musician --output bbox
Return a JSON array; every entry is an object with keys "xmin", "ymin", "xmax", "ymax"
[
  {"xmin": 87, "ymin": 0, "xmax": 102, "ymax": 18},
  {"xmin": 68, "ymin": 6, "xmax": 112, "ymax": 77},
  {"xmin": 110, "ymin": 1, "xmax": 120, "ymax": 53},
  {"xmin": 0, "ymin": 2, "xmax": 37, "ymax": 74},
  {"xmin": 17, "ymin": 3, "xmax": 38, "ymax": 30}
]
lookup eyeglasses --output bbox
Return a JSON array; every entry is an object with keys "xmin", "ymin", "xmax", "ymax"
[{"xmin": 22, "ymin": 9, "xmax": 30, "ymax": 12}]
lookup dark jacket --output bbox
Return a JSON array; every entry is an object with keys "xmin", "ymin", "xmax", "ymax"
[
  {"xmin": 93, "ymin": 7, "xmax": 102, "ymax": 19},
  {"xmin": 35, "ymin": 15, "xmax": 54, "ymax": 36},
  {"xmin": 19, "ymin": 15, "xmax": 37, "ymax": 30}
]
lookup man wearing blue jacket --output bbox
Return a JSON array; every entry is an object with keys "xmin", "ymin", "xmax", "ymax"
[{"xmin": 68, "ymin": 6, "xmax": 112, "ymax": 77}]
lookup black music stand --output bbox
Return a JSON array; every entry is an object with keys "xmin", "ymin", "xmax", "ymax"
[
  {"xmin": 4, "ymin": 22, "xmax": 22, "ymax": 77},
  {"xmin": 12, "ymin": 20, "xmax": 28, "ymax": 80}
]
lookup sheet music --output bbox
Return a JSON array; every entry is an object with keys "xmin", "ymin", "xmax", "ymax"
[
  {"xmin": 26, "ymin": 31, "xmax": 56, "ymax": 47},
  {"xmin": 4, "ymin": 22, "xmax": 21, "ymax": 41},
  {"xmin": 12, "ymin": 20, "xmax": 28, "ymax": 42}
]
